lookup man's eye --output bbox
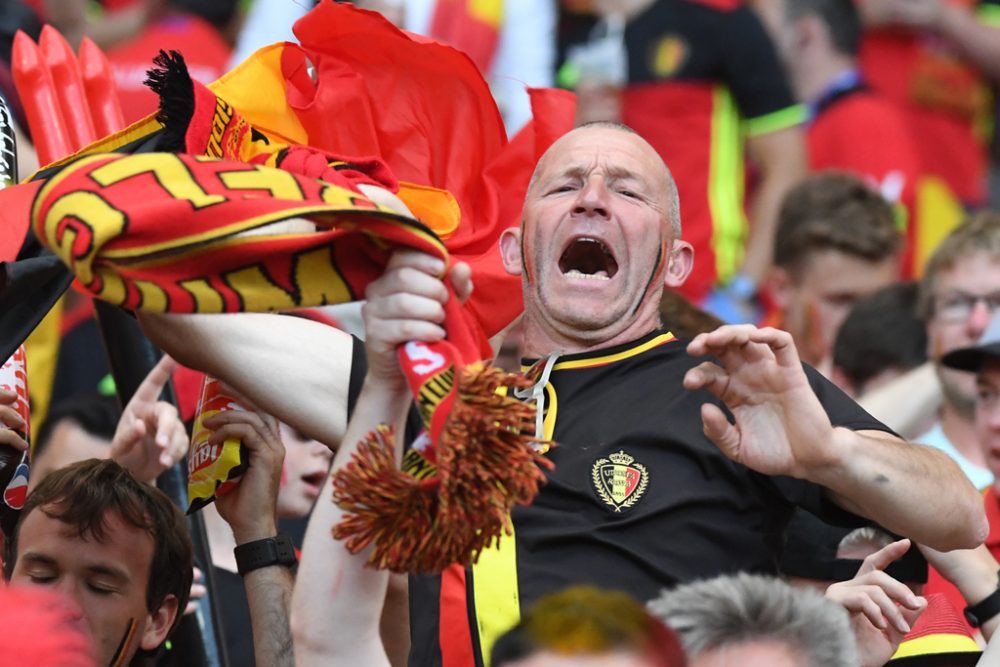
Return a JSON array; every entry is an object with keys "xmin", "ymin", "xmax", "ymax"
[
  {"xmin": 617, "ymin": 189, "xmax": 638, "ymax": 199},
  {"xmin": 88, "ymin": 583, "xmax": 116, "ymax": 595},
  {"xmin": 549, "ymin": 183, "xmax": 577, "ymax": 194},
  {"xmin": 28, "ymin": 574, "xmax": 56, "ymax": 584}
]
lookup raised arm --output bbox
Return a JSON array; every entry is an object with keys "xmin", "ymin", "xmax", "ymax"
[
  {"xmin": 684, "ymin": 324, "xmax": 988, "ymax": 551},
  {"xmin": 291, "ymin": 250, "xmax": 470, "ymax": 665},
  {"xmin": 139, "ymin": 311, "xmax": 354, "ymax": 450}
]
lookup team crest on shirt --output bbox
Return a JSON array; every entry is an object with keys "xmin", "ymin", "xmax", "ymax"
[
  {"xmin": 592, "ymin": 450, "xmax": 648, "ymax": 512},
  {"xmin": 650, "ymin": 35, "xmax": 688, "ymax": 79}
]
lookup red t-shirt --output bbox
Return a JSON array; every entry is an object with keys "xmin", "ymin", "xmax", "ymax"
[
  {"xmin": 105, "ymin": 13, "xmax": 231, "ymax": 124},
  {"xmin": 858, "ymin": 0, "xmax": 1000, "ymax": 205},
  {"xmin": 808, "ymin": 84, "xmax": 921, "ymax": 276},
  {"xmin": 563, "ymin": 0, "xmax": 803, "ymax": 302}
]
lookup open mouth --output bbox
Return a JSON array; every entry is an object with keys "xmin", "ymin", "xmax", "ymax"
[
  {"xmin": 302, "ymin": 471, "xmax": 326, "ymax": 492},
  {"xmin": 558, "ymin": 237, "xmax": 619, "ymax": 280}
]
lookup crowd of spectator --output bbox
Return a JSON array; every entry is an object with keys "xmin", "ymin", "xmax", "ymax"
[{"xmin": 2, "ymin": 0, "xmax": 1000, "ymax": 666}]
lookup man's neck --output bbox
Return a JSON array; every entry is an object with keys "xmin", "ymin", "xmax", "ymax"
[
  {"xmin": 940, "ymin": 403, "xmax": 989, "ymax": 468},
  {"xmin": 520, "ymin": 318, "xmax": 659, "ymax": 359},
  {"xmin": 797, "ymin": 57, "xmax": 858, "ymax": 107}
]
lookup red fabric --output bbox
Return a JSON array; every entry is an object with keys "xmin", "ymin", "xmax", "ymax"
[
  {"xmin": 926, "ymin": 485, "xmax": 1000, "ymax": 636},
  {"xmin": 859, "ymin": 0, "xmax": 988, "ymax": 204},
  {"xmin": 440, "ymin": 564, "xmax": 475, "ymax": 667},
  {"xmin": 429, "ymin": 0, "xmax": 502, "ymax": 74},
  {"xmin": 808, "ymin": 90, "xmax": 921, "ymax": 276},
  {"xmin": 172, "ymin": 363, "xmax": 205, "ymax": 423},
  {"xmin": 0, "ymin": 181, "xmax": 39, "ymax": 262},
  {"xmin": 623, "ymin": 81, "xmax": 718, "ymax": 302},
  {"xmin": 106, "ymin": 13, "xmax": 231, "ymax": 124},
  {"xmin": 284, "ymin": 2, "xmax": 576, "ymax": 338}
]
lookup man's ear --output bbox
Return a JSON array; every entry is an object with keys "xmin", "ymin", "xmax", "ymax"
[
  {"xmin": 500, "ymin": 227, "xmax": 523, "ymax": 276},
  {"xmin": 664, "ymin": 241, "xmax": 694, "ymax": 288},
  {"xmin": 767, "ymin": 265, "xmax": 794, "ymax": 310},
  {"xmin": 140, "ymin": 595, "xmax": 179, "ymax": 651}
]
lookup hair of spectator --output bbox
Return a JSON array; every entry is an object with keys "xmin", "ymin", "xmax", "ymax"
[
  {"xmin": 32, "ymin": 393, "xmax": 122, "ymax": 463},
  {"xmin": 918, "ymin": 210, "xmax": 1000, "ymax": 320},
  {"xmin": 784, "ymin": 0, "xmax": 862, "ymax": 56},
  {"xmin": 773, "ymin": 171, "xmax": 900, "ymax": 275},
  {"xmin": 3, "ymin": 458, "xmax": 193, "ymax": 637},
  {"xmin": 836, "ymin": 526, "xmax": 896, "ymax": 559},
  {"xmin": 832, "ymin": 282, "xmax": 927, "ymax": 393},
  {"xmin": 648, "ymin": 573, "xmax": 857, "ymax": 667},
  {"xmin": 525, "ymin": 121, "xmax": 682, "ymax": 238},
  {"xmin": 491, "ymin": 585, "xmax": 687, "ymax": 667}
]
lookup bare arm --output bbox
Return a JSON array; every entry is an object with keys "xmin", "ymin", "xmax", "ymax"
[
  {"xmin": 920, "ymin": 543, "xmax": 1000, "ymax": 641},
  {"xmin": 210, "ymin": 409, "xmax": 295, "ymax": 667},
  {"xmin": 856, "ymin": 362, "xmax": 942, "ymax": 439},
  {"xmin": 740, "ymin": 126, "xmax": 806, "ymax": 284},
  {"xmin": 861, "ymin": 0, "xmax": 1000, "ymax": 82},
  {"xmin": 685, "ymin": 325, "xmax": 987, "ymax": 551},
  {"xmin": 139, "ymin": 312, "xmax": 353, "ymax": 450},
  {"xmin": 292, "ymin": 250, "xmax": 470, "ymax": 665}
]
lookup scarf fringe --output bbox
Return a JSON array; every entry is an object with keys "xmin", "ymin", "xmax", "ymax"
[
  {"xmin": 145, "ymin": 50, "xmax": 193, "ymax": 153},
  {"xmin": 332, "ymin": 364, "xmax": 552, "ymax": 573}
]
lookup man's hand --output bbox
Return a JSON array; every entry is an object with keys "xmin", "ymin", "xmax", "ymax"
[
  {"xmin": 683, "ymin": 324, "xmax": 835, "ymax": 478},
  {"xmin": 0, "ymin": 389, "xmax": 29, "ymax": 454},
  {"xmin": 826, "ymin": 539, "xmax": 927, "ymax": 667},
  {"xmin": 110, "ymin": 355, "xmax": 187, "ymax": 483},
  {"xmin": 361, "ymin": 250, "xmax": 473, "ymax": 390},
  {"xmin": 207, "ymin": 409, "xmax": 284, "ymax": 544}
]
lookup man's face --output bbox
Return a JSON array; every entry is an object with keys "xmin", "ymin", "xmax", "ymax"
[
  {"xmin": 773, "ymin": 249, "xmax": 898, "ymax": 367},
  {"xmin": 276, "ymin": 423, "xmax": 332, "ymax": 519},
  {"xmin": 10, "ymin": 507, "xmax": 177, "ymax": 665},
  {"xmin": 502, "ymin": 127, "xmax": 692, "ymax": 352},
  {"xmin": 28, "ymin": 422, "xmax": 111, "ymax": 492},
  {"xmin": 975, "ymin": 361, "xmax": 1000, "ymax": 480},
  {"xmin": 926, "ymin": 253, "xmax": 1000, "ymax": 413}
]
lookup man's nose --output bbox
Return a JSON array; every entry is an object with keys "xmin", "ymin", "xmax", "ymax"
[
  {"xmin": 572, "ymin": 176, "xmax": 611, "ymax": 218},
  {"xmin": 967, "ymin": 298, "xmax": 992, "ymax": 338}
]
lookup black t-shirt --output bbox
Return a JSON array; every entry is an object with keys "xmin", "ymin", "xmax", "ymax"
[{"xmin": 407, "ymin": 329, "xmax": 890, "ymax": 667}]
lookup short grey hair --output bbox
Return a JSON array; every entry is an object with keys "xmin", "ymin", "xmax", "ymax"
[
  {"xmin": 526, "ymin": 122, "xmax": 682, "ymax": 238},
  {"xmin": 647, "ymin": 573, "xmax": 857, "ymax": 667}
]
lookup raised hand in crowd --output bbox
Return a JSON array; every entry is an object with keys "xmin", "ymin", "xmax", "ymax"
[
  {"xmin": 206, "ymin": 406, "xmax": 294, "ymax": 667},
  {"xmin": 824, "ymin": 539, "xmax": 926, "ymax": 667},
  {"xmin": 684, "ymin": 324, "xmax": 984, "ymax": 550},
  {"xmin": 110, "ymin": 355, "xmax": 187, "ymax": 483}
]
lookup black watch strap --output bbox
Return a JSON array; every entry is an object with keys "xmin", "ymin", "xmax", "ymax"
[
  {"xmin": 964, "ymin": 571, "xmax": 1000, "ymax": 627},
  {"xmin": 234, "ymin": 535, "xmax": 297, "ymax": 576}
]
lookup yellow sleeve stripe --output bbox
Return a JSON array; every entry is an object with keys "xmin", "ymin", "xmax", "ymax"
[{"xmin": 743, "ymin": 104, "xmax": 808, "ymax": 137}]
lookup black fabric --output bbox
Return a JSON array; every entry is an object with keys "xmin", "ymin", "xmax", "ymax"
[
  {"xmin": 408, "ymin": 328, "xmax": 886, "ymax": 667},
  {"xmin": 559, "ymin": 0, "xmax": 797, "ymax": 120},
  {"xmin": 212, "ymin": 566, "xmax": 256, "ymax": 667}
]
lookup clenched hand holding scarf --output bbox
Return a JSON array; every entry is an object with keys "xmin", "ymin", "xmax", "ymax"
[{"xmin": 4, "ymin": 1, "xmax": 576, "ymax": 572}]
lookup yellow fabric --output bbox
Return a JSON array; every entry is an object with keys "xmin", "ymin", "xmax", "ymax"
[
  {"xmin": 472, "ymin": 531, "xmax": 521, "ymax": 667},
  {"xmin": 24, "ymin": 296, "xmax": 63, "ymax": 440},
  {"xmin": 914, "ymin": 175, "xmax": 965, "ymax": 277},
  {"xmin": 890, "ymin": 632, "xmax": 981, "ymax": 659},
  {"xmin": 708, "ymin": 85, "xmax": 747, "ymax": 284}
]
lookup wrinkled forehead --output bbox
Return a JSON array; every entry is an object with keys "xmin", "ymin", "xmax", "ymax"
[{"xmin": 531, "ymin": 127, "xmax": 670, "ymax": 192}]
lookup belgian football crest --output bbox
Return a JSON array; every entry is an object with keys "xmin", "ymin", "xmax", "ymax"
[{"xmin": 592, "ymin": 450, "xmax": 648, "ymax": 512}]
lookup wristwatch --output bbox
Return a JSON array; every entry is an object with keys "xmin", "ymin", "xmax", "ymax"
[
  {"xmin": 234, "ymin": 535, "xmax": 297, "ymax": 576},
  {"xmin": 964, "ymin": 572, "xmax": 1000, "ymax": 627}
]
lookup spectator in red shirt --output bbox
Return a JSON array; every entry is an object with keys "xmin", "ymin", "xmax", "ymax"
[
  {"xmin": 105, "ymin": 0, "xmax": 239, "ymax": 124},
  {"xmin": 755, "ymin": 0, "xmax": 922, "ymax": 275}
]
